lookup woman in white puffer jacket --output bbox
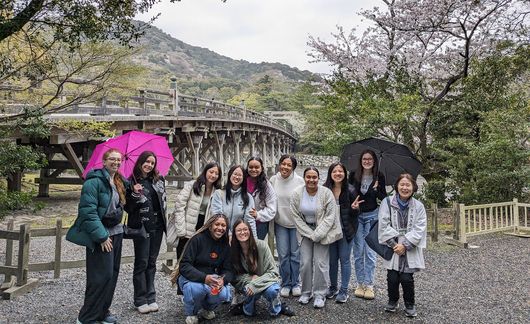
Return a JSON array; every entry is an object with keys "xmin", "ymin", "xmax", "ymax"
[{"xmin": 168, "ymin": 162, "xmax": 222, "ymax": 259}]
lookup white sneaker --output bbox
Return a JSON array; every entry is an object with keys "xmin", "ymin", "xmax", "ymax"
[
  {"xmin": 291, "ymin": 286, "xmax": 302, "ymax": 297},
  {"xmin": 314, "ymin": 296, "xmax": 326, "ymax": 308},
  {"xmin": 148, "ymin": 302, "xmax": 159, "ymax": 312},
  {"xmin": 280, "ymin": 287, "xmax": 290, "ymax": 297},
  {"xmin": 199, "ymin": 310, "xmax": 216, "ymax": 320},
  {"xmin": 137, "ymin": 304, "xmax": 151, "ymax": 314},
  {"xmin": 298, "ymin": 293, "xmax": 312, "ymax": 304},
  {"xmin": 185, "ymin": 315, "xmax": 199, "ymax": 324}
]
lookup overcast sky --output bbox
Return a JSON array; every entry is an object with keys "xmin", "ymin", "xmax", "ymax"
[{"xmin": 136, "ymin": 0, "xmax": 376, "ymax": 74}]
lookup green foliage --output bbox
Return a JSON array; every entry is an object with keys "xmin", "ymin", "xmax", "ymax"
[
  {"xmin": 51, "ymin": 120, "xmax": 115, "ymax": 137},
  {"xmin": 0, "ymin": 189, "xmax": 38, "ymax": 218}
]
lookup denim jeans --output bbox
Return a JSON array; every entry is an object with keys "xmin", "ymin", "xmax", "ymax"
[
  {"xmin": 353, "ymin": 209, "xmax": 378, "ymax": 286},
  {"xmin": 274, "ymin": 223, "xmax": 300, "ymax": 289},
  {"xmin": 256, "ymin": 221, "xmax": 270, "ymax": 240},
  {"xmin": 243, "ymin": 283, "xmax": 281, "ymax": 316},
  {"xmin": 329, "ymin": 237, "xmax": 354, "ymax": 293},
  {"xmin": 132, "ymin": 229, "xmax": 163, "ymax": 307},
  {"xmin": 178, "ymin": 276, "xmax": 231, "ymax": 316},
  {"xmin": 300, "ymin": 237, "xmax": 329, "ymax": 298}
]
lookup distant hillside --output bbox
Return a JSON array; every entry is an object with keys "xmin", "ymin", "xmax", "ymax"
[{"xmin": 133, "ymin": 21, "xmax": 316, "ymax": 84}]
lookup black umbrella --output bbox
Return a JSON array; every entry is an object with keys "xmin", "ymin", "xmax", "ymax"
[{"xmin": 340, "ymin": 137, "xmax": 422, "ymax": 185}]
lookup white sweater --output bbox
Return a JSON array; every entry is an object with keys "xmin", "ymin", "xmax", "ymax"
[{"xmin": 270, "ymin": 172, "xmax": 305, "ymax": 228}]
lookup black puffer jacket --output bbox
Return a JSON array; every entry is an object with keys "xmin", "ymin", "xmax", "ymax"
[
  {"xmin": 125, "ymin": 176, "xmax": 167, "ymax": 232},
  {"xmin": 338, "ymin": 184, "xmax": 360, "ymax": 242}
]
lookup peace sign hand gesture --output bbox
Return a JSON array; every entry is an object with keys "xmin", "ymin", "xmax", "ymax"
[{"xmin": 351, "ymin": 196, "xmax": 364, "ymax": 209}]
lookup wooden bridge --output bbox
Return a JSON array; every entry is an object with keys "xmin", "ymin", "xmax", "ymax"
[{"xmin": 1, "ymin": 78, "xmax": 297, "ymax": 196}]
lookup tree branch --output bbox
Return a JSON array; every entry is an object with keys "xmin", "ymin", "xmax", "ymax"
[{"xmin": 0, "ymin": 0, "xmax": 45, "ymax": 42}]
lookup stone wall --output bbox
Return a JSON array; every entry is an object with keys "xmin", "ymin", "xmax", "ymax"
[{"xmin": 296, "ymin": 154, "xmax": 339, "ymax": 167}]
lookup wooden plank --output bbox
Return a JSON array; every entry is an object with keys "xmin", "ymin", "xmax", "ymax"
[
  {"xmin": 0, "ymin": 265, "xmax": 18, "ymax": 276},
  {"xmin": 61, "ymin": 143, "xmax": 84, "ymax": 177},
  {"xmin": 0, "ymin": 229, "xmax": 21, "ymax": 240},
  {"xmin": 5, "ymin": 219, "xmax": 14, "ymax": 283},
  {"xmin": 54, "ymin": 218, "xmax": 62, "ymax": 278},
  {"xmin": 1, "ymin": 278, "xmax": 39, "ymax": 300},
  {"xmin": 30, "ymin": 227, "xmax": 69, "ymax": 237},
  {"xmin": 35, "ymin": 177, "xmax": 84, "ymax": 185},
  {"xmin": 29, "ymin": 262, "xmax": 54, "ymax": 272},
  {"xmin": 17, "ymin": 224, "xmax": 30, "ymax": 286}
]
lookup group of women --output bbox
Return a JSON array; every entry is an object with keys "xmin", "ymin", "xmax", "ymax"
[{"xmin": 67, "ymin": 147, "xmax": 426, "ymax": 324}]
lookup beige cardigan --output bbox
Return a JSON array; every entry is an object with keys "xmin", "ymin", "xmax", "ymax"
[{"xmin": 290, "ymin": 184, "xmax": 342, "ymax": 245}]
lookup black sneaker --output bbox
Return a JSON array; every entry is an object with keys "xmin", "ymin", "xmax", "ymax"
[
  {"xmin": 229, "ymin": 303, "xmax": 244, "ymax": 316},
  {"xmin": 280, "ymin": 303, "xmax": 295, "ymax": 317},
  {"xmin": 404, "ymin": 305, "xmax": 417, "ymax": 317},
  {"xmin": 325, "ymin": 288, "xmax": 338, "ymax": 299},
  {"xmin": 384, "ymin": 301, "xmax": 398, "ymax": 313}
]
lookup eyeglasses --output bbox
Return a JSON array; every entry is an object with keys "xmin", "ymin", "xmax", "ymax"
[
  {"xmin": 362, "ymin": 158, "xmax": 374, "ymax": 161},
  {"xmin": 235, "ymin": 228, "xmax": 249, "ymax": 234},
  {"xmin": 106, "ymin": 157, "xmax": 122, "ymax": 162}
]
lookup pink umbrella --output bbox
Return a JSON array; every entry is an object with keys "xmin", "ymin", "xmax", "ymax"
[{"xmin": 82, "ymin": 130, "xmax": 174, "ymax": 179}]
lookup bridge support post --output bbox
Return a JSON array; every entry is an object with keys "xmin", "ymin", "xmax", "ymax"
[
  {"xmin": 249, "ymin": 133, "xmax": 257, "ymax": 158},
  {"xmin": 260, "ymin": 134, "xmax": 268, "ymax": 167},
  {"xmin": 233, "ymin": 132, "xmax": 242, "ymax": 165},
  {"xmin": 214, "ymin": 132, "xmax": 225, "ymax": 171},
  {"xmin": 186, "ymin": 132, "xmax": 203, "ymax": 178}
]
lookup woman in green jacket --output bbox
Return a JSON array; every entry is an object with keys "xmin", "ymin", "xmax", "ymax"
[
  {"xmin": 230, "ymin": 219, "xmax": 294, "ymax": 318},
  {"xmin": 67, "ymin": 148, "xmax": 137, "ymax": 324}
]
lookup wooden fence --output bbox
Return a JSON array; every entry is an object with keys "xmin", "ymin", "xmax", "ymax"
[
  {"xmin": 457, "ymin": 199, "xmax": 530, "ymax": 246},
  {"xmin": 0, "ymin": 218, "xmax": 175, "ymax": 299}
]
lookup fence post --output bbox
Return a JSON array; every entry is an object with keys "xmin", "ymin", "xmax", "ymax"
[
  {"xmin": 459, "ymin": 204, "xmax": 467, "ymax": 246},
  {"xmin": 431, "ymin": 203, "xmax": 439, "ymax": 242},
  {"xmin": 513, "ymin": 198, "xmax": 519, "ymax": 232},
  {"xmin": 54, "ymin": 218, "xmax": 63, "ymax": 278},
  {"xmin": 5, "ymin": 219, "xmax": 14, "ymax": 284},
  {"xmin": 16, "ymin": 224, "xmax": 30, "ymax": 286},
  {"xmin": 453, "ymin": 202, "xmax": 459, "ymax": 240}
]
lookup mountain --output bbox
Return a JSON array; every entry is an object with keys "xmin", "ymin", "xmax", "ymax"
[{"xmin": 132, "ymin": 21, "xmax": 317, "ymax": 84}]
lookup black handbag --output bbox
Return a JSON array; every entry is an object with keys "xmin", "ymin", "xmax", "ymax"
[
  {"xmin": 122, "ymin": 212, "xmax": 147, "ymax": 240},
  {"xmin": 123, "ymin": 223, "xmax": 147, "ymax": 240},
  {"xmin": 364, "ymin": 198, "xmax": 394, "ymax": 261}
]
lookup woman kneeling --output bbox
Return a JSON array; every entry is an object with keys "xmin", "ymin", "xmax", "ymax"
[
  {"xmin": 175, "ymin": 214, "xmax": 234, "ymax": 324},
  {"xmin": 230, "ymin": 219, "xmax": 295, "ymax": 318}
]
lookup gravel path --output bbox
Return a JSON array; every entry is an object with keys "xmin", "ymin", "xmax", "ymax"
[
  {"xmin": 1, "ymin": 232, "xmax": 528, "ymax": 324},
  {"xmin": 0, "ymin": 189, "xmax": 529, "ymax": 323}
]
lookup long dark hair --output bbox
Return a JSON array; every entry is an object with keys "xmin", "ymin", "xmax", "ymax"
[
  {"xmin": 171, "ymin": 213, "xmax": 229, "ymax": 285},
  {"xmin": 193, "ymin": 162, "xmax": 222, "ymax": 196},
  {"xmin": 303, "ymin": 166, "xmax": 320, "ymax": 178},
  {"xmin": 225, "ymin": 165, "xmax": 250, "ymax": 210},
  {"xmin": 350, "ymin": 149, "xmax": 380, "ymax": 185},
  {"xmin": 132, "ymin": 151, "xmax": 160, "ymax": 182},
  {"xmin": 324, "ymin": 162, "xmax": 349, "ymax": 195},
  {"xmin": 231, "ymin": 219, "xmax": 259, "ymax": 275},
  {"xmin": 245, "ymin": 156, "xmax": 269, "ymax": 202}
]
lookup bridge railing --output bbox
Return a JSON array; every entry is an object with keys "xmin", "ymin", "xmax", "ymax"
[{"xmin": 1, "ymin": 89, "xmax": 295, "ymax": 136}]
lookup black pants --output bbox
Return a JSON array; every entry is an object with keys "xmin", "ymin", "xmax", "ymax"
[
  {"xmin": 176, "ymin": 214, "xmax": 205, "ymax": 259},
  {"xmin": 133, "ymin": 228, "xmax": 164, "ymax": 307},
  {"xmin": 387, "ymin": 270, "xmax": 415, "ymax": 307},
  {"xmin": 78, "ymin": 233, "xmax": 123, "ymax": 323}
]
